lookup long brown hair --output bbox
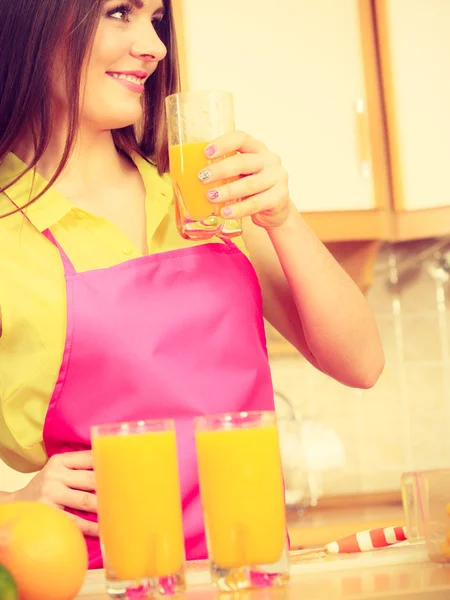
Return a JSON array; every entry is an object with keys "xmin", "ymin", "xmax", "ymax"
[{"xmin": 0, "ymin": 0, "xmax": 180, "ymax": 217}]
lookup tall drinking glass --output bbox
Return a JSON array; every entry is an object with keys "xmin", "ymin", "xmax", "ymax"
[
  {"xmin": 195, "ymin": 411, "xmax": 290, "ymax": 592},
  {"xmin": 165, "ymin": 90, "xmax": 242, "ymax": 240},
  {"xmin": 92, "ymin": 420, "xmax": 185, "ymax": 599}
]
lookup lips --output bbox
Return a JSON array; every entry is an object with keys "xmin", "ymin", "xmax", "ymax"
[{"xmin": 107, "ymin": 71, "xmax": 147, "ymax": 85}]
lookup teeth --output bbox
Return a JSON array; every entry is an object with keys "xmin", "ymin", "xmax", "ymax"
[{"xmin": 111, "ymin": 73, "xmax": 144, "ymax": 84}]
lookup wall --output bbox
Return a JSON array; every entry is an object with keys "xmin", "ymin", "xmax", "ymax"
[{"xmin": 271, "ymin": 238, "xmax": 450, "ymax": 498}]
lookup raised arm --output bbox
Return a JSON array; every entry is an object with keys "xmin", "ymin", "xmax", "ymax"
[
  {"xmin": 198, "ymin": 131, "xmax": 384, "ymax": 389},
  {"xmin": 243, "ymin": 208, "xmax": 384, "ymax": 388}
]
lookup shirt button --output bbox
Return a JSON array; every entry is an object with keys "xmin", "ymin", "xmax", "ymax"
[{"xmin": 122, "ymin": 247, "xmax": 131, "ymax": 255}]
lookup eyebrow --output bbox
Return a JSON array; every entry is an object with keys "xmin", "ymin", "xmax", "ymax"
[{"xmin": 128, "ymin": 0, "xmax": 165, "ymax": 13}]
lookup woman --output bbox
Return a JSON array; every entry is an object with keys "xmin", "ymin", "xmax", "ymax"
[{"xmin": 0, "ymin": 0, "xmax": 384, "ymax": 567}]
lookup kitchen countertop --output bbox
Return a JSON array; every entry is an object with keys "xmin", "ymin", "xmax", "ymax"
[
  {"xmin": 287, "ymin": 504, "xmax": 405, "ymax": 549},
  {"xmin": 77, "ymin": 543, "xmax": 450, "ymax": 599}
]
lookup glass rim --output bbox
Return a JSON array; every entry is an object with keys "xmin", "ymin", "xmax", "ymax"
[
  {"xmin": 91, "ymin": 418, "xmax": 174, "ymax": 438},
  {"xmin": 194, "ymin": 410, "xmax": 276, "ymax": 431}
]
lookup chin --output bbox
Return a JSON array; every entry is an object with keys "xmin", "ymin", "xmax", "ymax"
[{"xmin": 92, "ymin": 103, "xmax": 143, "ymax": 131}]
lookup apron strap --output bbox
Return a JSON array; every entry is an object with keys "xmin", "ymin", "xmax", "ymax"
[
  {"xmin": 218, "ymin": 236, "xmax": 237, "ymax": 249},
  {"xmin": 42, "ymin": 229, "xmax": 77, "ymax": 276},
  {"xmin": 6, "ymin": 194, "xmax": 77, "ymax": 277}
]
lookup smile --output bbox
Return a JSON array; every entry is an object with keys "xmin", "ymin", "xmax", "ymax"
[
  {"xmin": 107, "ymin": 72, "xmax": 147, "ymax": 93},
  {"xmin": 109, "ymin": 73, "xmax": 145, "ymax": 84}
]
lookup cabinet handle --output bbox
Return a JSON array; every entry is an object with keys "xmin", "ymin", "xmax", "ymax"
[{"xmin": 355, "ymin": 98, "xmax": 371, "ymax": 178}]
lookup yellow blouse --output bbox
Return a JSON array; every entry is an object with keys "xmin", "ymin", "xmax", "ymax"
[{"xmin": 0, "ymin": 153, "xmax": 246, "ymax": 473}]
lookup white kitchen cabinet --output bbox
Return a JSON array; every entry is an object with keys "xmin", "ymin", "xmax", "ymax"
[
  {"xmin": 376, "ymin": 0, "xmax": 450, "ymax": 211},
  {"xmin": 177, "ymin": 0, "xmax": 384, "ymax": 213}
]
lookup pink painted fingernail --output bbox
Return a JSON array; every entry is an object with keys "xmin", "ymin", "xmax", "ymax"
[
  {"xmin": 223, "ymin": 207, "xmax": 233, "ymax": 217},
  {"xmin": 207, "ymin": 189, "xmax": 220, "ymax": 201},
  {"xmin": 205, "ymin": 145, "xmax": 216, "ymax": 157}
]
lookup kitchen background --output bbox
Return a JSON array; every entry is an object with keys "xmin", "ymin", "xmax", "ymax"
[
  {"xmin": 269, "ymin": 237, "xmax": 450, "ymax": 504},
  {"xmin": 2, "ymin": 0, "xmax": 450, "ymax": 545}
]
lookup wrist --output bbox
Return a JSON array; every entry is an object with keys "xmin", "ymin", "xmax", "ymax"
[{"xmin": 266, "ymin": 201, "xmax": 302, "ymax": 236}]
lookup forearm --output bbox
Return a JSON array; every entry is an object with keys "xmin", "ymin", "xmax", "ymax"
[{"xmin": 266, "ymin": 204, "xmax": 384, "ymax": 388}]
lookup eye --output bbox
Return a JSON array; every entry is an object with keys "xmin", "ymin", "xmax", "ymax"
[{"xmin": 107, "ymin": 3, "xmax": 132, "ymax": 22}]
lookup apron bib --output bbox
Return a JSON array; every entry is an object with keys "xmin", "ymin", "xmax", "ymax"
[{"xmin": 41, "ymin": 230, "xmax": 275, "ymax": 569}]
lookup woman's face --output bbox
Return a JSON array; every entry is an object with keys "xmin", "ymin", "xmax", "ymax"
[{"xmin": 57, "ymin": 0, "xmax": 168, "ymax": 131}]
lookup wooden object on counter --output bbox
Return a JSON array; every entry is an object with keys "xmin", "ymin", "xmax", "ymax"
[
  {"xmin": 326, "ymin": 240, "xmax": 381, "ymax": 294},
  {"xmin": 77, "ymin": 545, "xmax": 450, "ymax": 599},
  {"xmin": 309, "ymin": 490, "xmax": 402, "ymax": 510},
  {"xmin": 303, "ymin": 210, "xmax": 390, "ymax": 244}
]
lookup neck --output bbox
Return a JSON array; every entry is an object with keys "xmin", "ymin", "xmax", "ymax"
[{"xmin": 13, "ymin": 121, "xmax": 133, "ymax": 195}]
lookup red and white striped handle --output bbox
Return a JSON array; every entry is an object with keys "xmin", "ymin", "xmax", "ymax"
[{"xmin": 325, "ymin": 526, "xmax": 407, "ymax": 554}]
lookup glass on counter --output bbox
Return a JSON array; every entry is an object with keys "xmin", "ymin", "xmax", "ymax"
[
  {"xmin": 401, "ymin": 470, "xmax": 426, "ymax": 543},
  {"xmin": 402, "ymin": 468, "xmax": 450, "ymax": 563},
  {"xmin": 92, "ymin": 419, "xmax": 185, "ymax": 599},
  {"xmin": 195, "ymin": 411, "xmax": 290, "ymax": 592}
]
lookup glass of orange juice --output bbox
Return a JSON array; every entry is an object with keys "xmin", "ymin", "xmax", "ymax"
[
  {"xmin": 91, "ymin": 419, "xmax": 185, "ymax": 599},
  {"xmin": 165, "ymin": 90, "xmax": 242, "ymax": 240},
  {"xmin": 195, "ymin": 411, "xmax": 290, "ymax": 592}
]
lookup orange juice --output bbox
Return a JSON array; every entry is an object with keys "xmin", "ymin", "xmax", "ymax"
[
  {"xmin": 196, "ymin": 425, "xmax": 286, "ymax": 569},
  {"xmin": 169, "ymin": 141, "xmax": 222, "ymax": 221},
  {"xmin": 93, "ymin": 430, "xmax": 184, "ymax": 580}
]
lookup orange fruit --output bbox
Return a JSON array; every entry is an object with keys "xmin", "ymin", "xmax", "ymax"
[{"xmin": 0, "ymin": 502, "xmax": 88, "ymax": 600}]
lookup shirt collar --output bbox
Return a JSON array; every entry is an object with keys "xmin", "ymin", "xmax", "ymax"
[
  {"xmin": 131, "ymin": 154, "xmax": 173, "ymax": 243},
  {"xmin": 0, "ymin": 153, "xmax": 72, "ymax": 232},
  {"xmin": 0, "ymin": 152, "xmax": 173, "ymax": 235}
]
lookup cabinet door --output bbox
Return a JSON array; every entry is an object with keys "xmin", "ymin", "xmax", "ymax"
[
  {"xmin": 377, "ymin": 0, "xmax": 450, "ymax": 211},
  {"xmin": 176, "ymin": 0, "xmax": 382, "ymax": 212}
]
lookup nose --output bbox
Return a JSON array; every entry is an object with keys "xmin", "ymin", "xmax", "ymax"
[{"xmin": 130, "ymin": 23, "xmax": 167, "ymax": 63}]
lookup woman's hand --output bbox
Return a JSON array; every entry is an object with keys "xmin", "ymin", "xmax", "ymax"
[
  {"xmin": 198, "ymin": 131, "xmax": 295, "ymax": 230},
  {"xmin": 12, "ymin": 451, "xmax": 98, "ymax": 537}
]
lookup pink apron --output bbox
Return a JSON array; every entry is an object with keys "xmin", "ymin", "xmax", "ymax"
[{"xmin": 40, "ymin": 229, "xmax": 275, "ymax": 569}]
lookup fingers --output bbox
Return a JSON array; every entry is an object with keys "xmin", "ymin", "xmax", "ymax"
[
  {"xmin": 60, "ymin": 488, "xmax": 98, "ymax": 514},
  {"xmin": 67, "ymin": 513, "xmax": 99, "ymax": 538},
  {"xmin": 58, "ymin": 451, "xmax": 93, "ymax": 470},
  {"xmin": 17, "ymin": 452, "xmax": 100, "ymax": 538},
  {"xmin": 205, "ymin": 168, "xmax": 280, "ymax": 205},
  {"xmin": 198, "ymin": 153, "xmax": 264, "ymax": 184},
  {"xmin": 63, "ymin": 468, "xmax": 96, "ymax": 492},
  {"xmin": 199, "ymin": 131, "xmax": 291, "ymax": 228},
  {"xmin": 205, "ymin": 131, "xmax": 265, "ymax": 158},
  {"xmin": 40, "ymin": 476, "xmax": 98, "ymax": 514},
  {"xmin": 223, "ymin": 184, "xmax": 288, "ymax": 220},
  {"xmin": 197, "ymin": 138, "xmax": 288, "ymax": 221}
]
